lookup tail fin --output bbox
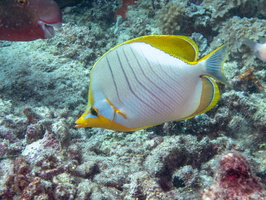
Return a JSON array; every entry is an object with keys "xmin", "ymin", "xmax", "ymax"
[{"xmin": 203, "ymin": 44, "xmax": 229, "ymax": 85}]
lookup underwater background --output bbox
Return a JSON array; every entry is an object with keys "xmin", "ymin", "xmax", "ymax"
[{"xmin": 0, "ymin": 0, "xmax": 266, "ymax": 199}]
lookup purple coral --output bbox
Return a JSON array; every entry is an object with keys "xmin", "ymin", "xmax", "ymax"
[
  {"xmin": 23, "ymin": 107, "xmax": 41, "ymax": 124},
  {"xmin": 201, "ymin": 152, "xmax": 266, "ymax": 200}
]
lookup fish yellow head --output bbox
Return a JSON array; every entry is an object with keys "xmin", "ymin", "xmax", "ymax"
[
  {"xmin": 76, "ymin": 107, "xmax": 102, "ymax": 128},
  {"xmin": 75, "ymin": 106, "xmax": 135, "ymax": 131}
]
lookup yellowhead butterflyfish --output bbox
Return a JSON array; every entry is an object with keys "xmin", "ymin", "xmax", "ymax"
[{"xmin": 76, "ymin": 35, "xmax": 228, "ymax": 131}]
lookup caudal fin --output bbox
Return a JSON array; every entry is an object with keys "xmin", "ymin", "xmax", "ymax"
[{"xmin": 204, "ymin": 44, "xmax": 229, "ymax": 85}]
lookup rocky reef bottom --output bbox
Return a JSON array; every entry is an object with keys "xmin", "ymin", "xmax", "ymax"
[{"xmin": 0, "ymin": 95, "xmax": 266, "ymax": 199}]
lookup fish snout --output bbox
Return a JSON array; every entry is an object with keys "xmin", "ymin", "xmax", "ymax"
[{"xmin": 75, "ymin": 114, "xmax": 88, "ymax": 128}]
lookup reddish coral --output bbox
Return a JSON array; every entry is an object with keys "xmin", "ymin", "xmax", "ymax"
[
  {"xmin": 1, "ymin": 154, "xmax": 78, "ymax": 199},
  {"xmin": 42, "ymin": 131, "xmax": 60, "ymax": 151},
  {"xmin": 25, "ymin": 124, "xmax": 43, "ymax": 144},
  {"xmin": 20, "ymin": 177, "xmax": 47, "ymax": 200},
  {"xmin": 236, "ymin": 68, "xmax": 264, "ymax": 92},
  {"xmin": 114, "ymin": 0, "xmax": 136, "ymax": 21},
  {"xmin": 4, "ymin": 157, "xmax": 32, "ymax": 197},
  {"xmin": 23, "ymin": 107, "xmax": 41, "ymax": 124},
  {"xmin": 201, "ymin": 152, "xmax": 266, "ymax": 200}
]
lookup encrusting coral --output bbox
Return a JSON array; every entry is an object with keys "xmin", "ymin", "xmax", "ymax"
[
  {"xmin": 201, "ymin": 152, "xmax": 266, "ymax": 200},
  {"xmin": 202, "ymin": 0, "xmax": 248, "ymax": 18},
  {"xmin": 155, "ymin": 0, "xmax": 186, "ymax": 34}
]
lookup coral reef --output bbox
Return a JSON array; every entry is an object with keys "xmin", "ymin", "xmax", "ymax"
[
  {"xmin": 202, "ymin": 0, "xmax": 248, "ymax": 18},
  {"xmin": 210, "ymin": 16, "xmax": 266, "ymax": 62},
  {"xmin": 0, "ymin": 0, "xmax": 265, "ymax": 199},
  {"xmin": 114, "ymin": 0, "xmax": 137, "ymax": 21},
  {"xmin": 201, "ymin": 152, "xmax": 266, "ymax": 199},
  {"xmin": 155, "ymin": 0, "xmax": 186, "ymax": 34}
]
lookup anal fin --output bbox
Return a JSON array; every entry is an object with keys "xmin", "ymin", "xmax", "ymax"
[{"xmin": 191, "ymin": 76, "xmax": 220, "ymax": 117}]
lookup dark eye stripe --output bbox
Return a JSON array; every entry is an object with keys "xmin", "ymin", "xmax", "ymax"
[{"xmin": 90, "ymin": 107, "xmax": 98, "ymax": 116}]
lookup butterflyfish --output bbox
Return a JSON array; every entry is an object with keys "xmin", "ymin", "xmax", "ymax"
[
  {"xmin": 243, "ymin": 38, "xmax": 266, "ymax": 64},
  {"xmin": 76, "ymin": 35, "xmax": 228, "ymax": 132},
  {"xmin": 0, "ymin": 0, "xmax": 62, "ymax": 41}
]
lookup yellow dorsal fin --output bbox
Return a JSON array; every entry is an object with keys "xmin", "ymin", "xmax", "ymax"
[
  {"xmin": 122, "ymin": 35, "xmax": 199, "ymax": 62},
  {"xmin": 92, "ymin": 35, "xmax": 200, "ymax": 71}
]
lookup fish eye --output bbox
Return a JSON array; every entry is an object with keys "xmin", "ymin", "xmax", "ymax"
[
  {"xmin": 90, "ymin": 107, "xmax": 98, "ymax": 116},
  {"xmin": 16, "ymin": 0, "xmax": 28, "ymax": 6}
]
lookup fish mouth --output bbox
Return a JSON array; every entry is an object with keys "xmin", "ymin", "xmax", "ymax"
[
  {"xmin": 38, "ymin": 21, "xmax": 62, "ymax": 39},
  {"xmin": 75, "ymin": 121, "xmax": 85, "ymax": 128},
  {"xmin": 75, "ymin": 123, "xmax": 82, "ymax": 128},
  {"xmin": 75, "ymin": 116, "xmax": 87, "ymax": 128},
  {"xmin": 75, "ymin": 118, "xmax": 82, "ymax": 128}
]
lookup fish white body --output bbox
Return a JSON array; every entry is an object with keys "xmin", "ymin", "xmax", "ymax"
[
  {"xmin": 76, "ymin": 35, "xmax": 228, "ymax": 131},
  {"xmin": 92, "ymin": 42, "xmax": 206, "ymax": 128}
]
